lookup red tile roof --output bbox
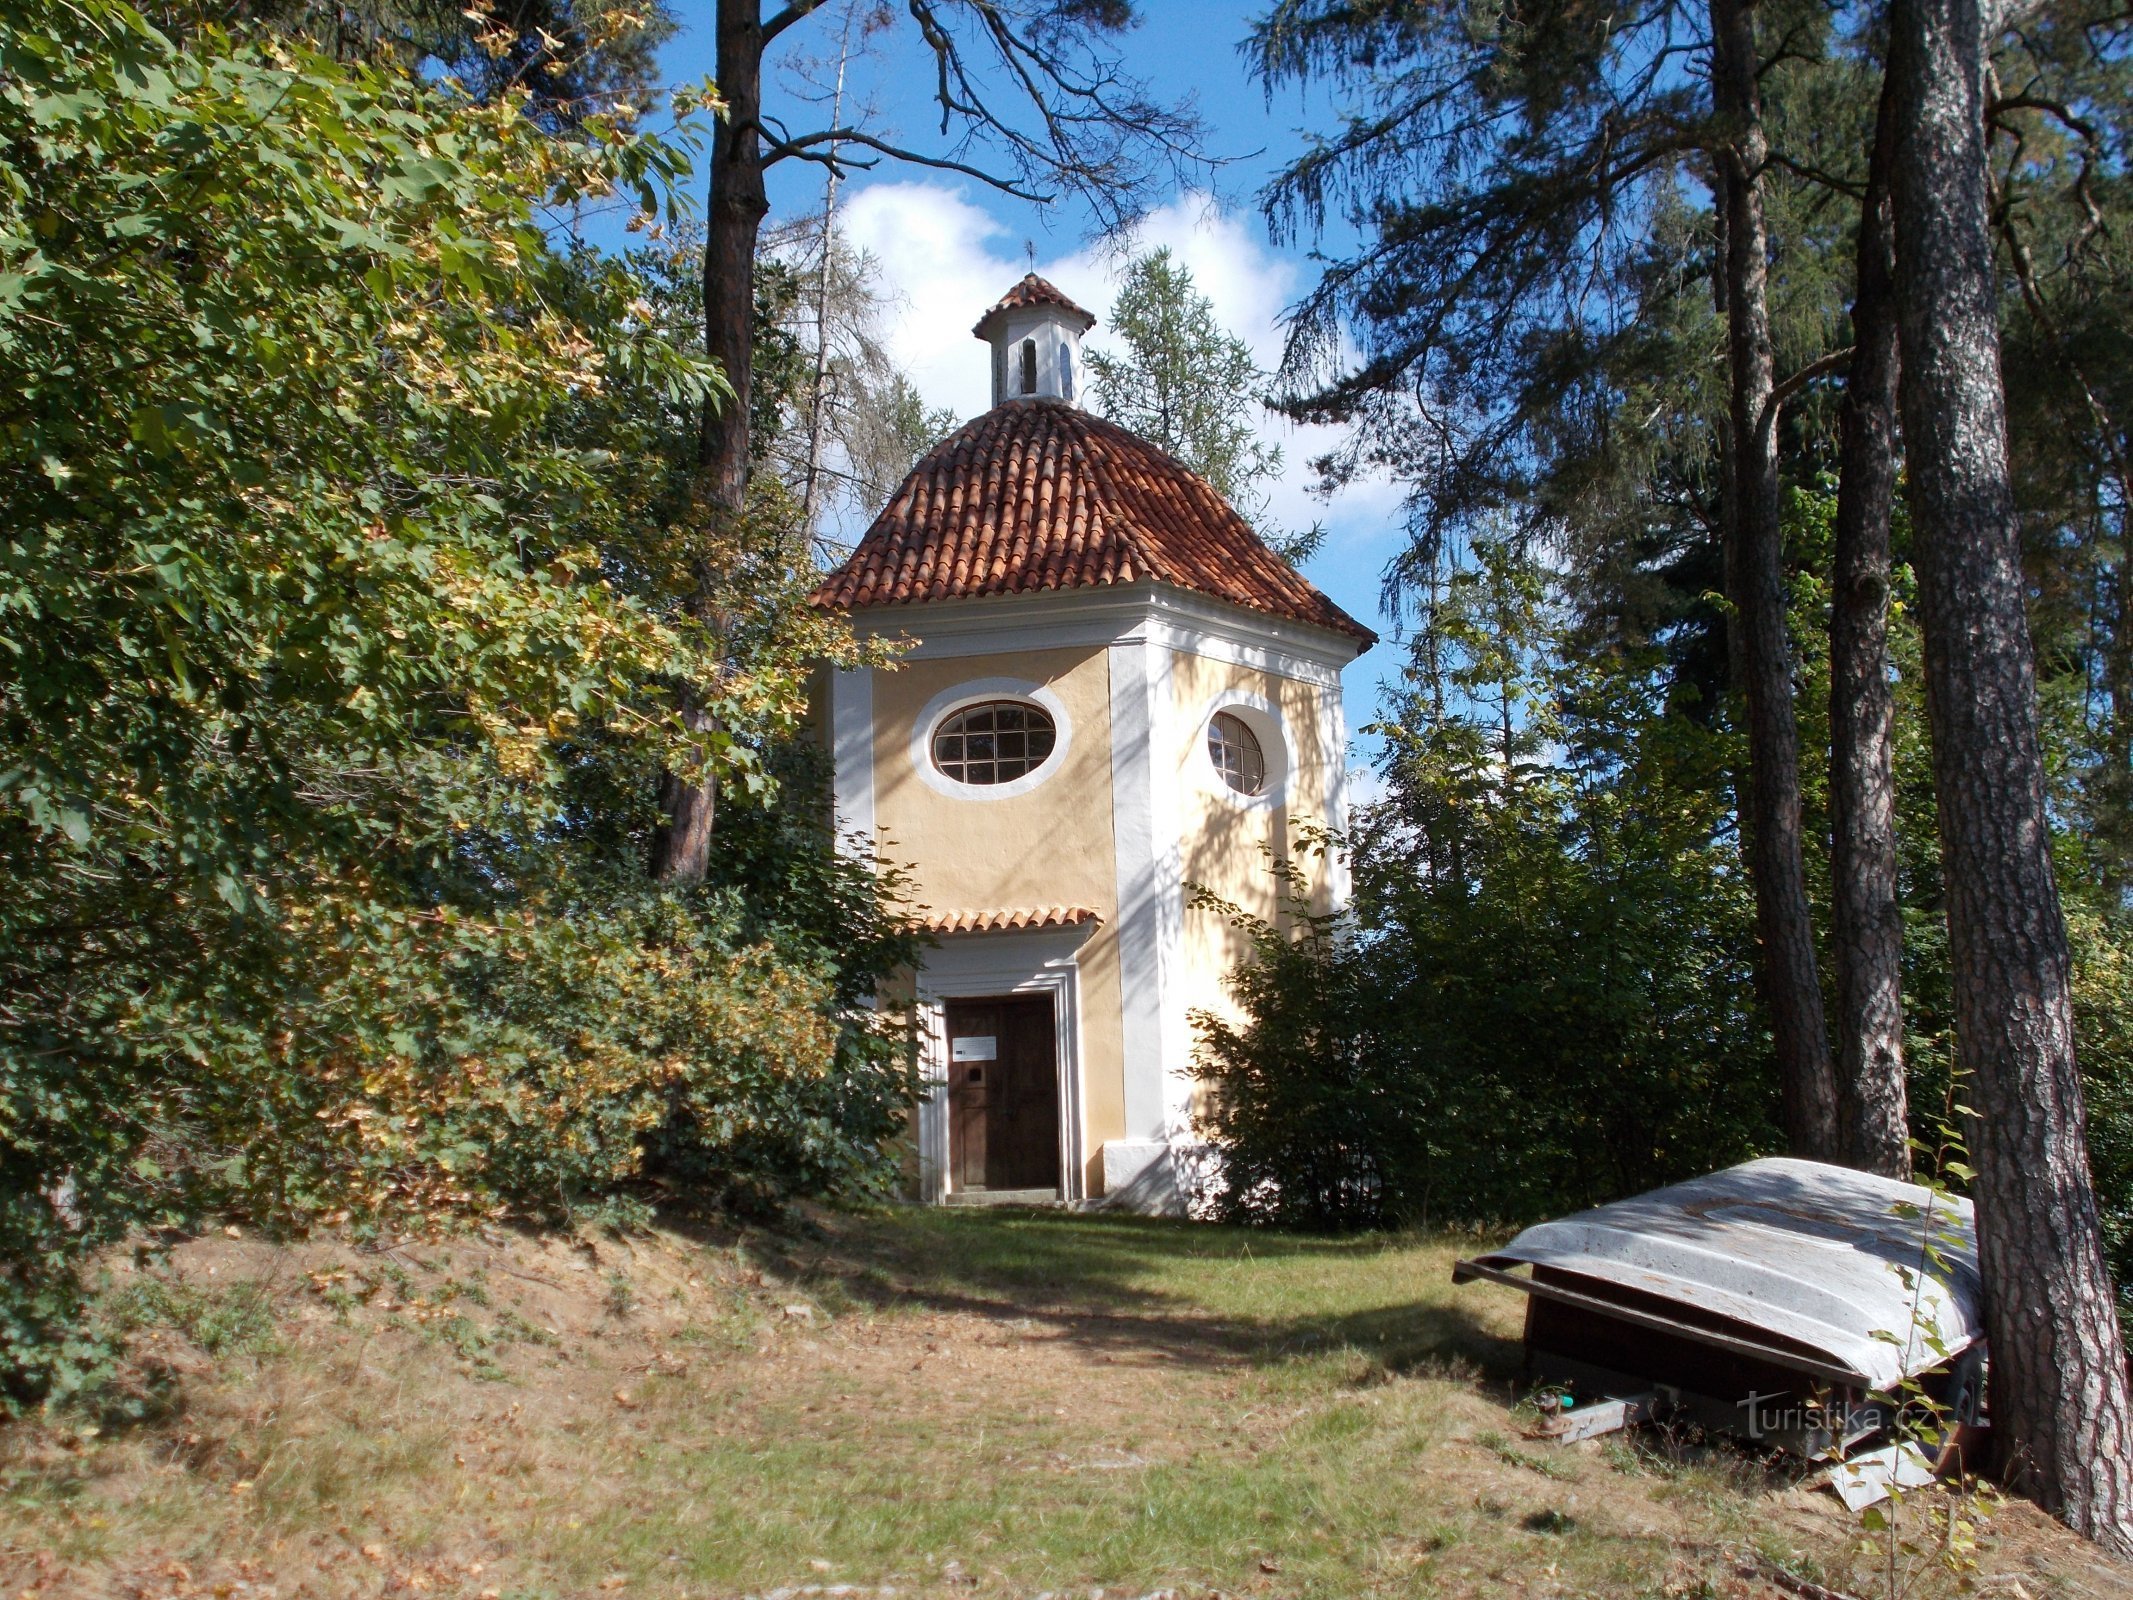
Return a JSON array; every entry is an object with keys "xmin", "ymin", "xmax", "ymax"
[
  {"xmin": 971, "ymin": 273, "xmax": 1096, "ymax": 339},
  {"xmin": 917, "ymin": 906, "xmax": 1103, "ymax": 936},
  {"xmin": 811, "ymin": 401, "xmax": 1376, "ymax": 646}
]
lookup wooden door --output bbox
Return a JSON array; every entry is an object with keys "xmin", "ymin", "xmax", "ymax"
[{"xmin": 946, "ymin": 996, "xmax": 1059, "ymax": 1192}]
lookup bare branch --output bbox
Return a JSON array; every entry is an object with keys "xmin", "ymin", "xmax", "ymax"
[
  {"xmin": 886, "ymin": 0, "xmax": 1206, "ymax": 232},
  {"xmin": 760, "ymin": 124, "xmax": 1053, "ymax": 200},
  {"xmin": 763, "ymin": 0, "xmax": 834, "ymax": 45},
  {"xmin": 1760, "ymin": 149, "xmax": 1868, "ymax": 200}
]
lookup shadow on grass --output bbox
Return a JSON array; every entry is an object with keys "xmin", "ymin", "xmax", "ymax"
[{"xmin": 683, "ymin": 1204, "xmax": 1526, "ymax": 1387}]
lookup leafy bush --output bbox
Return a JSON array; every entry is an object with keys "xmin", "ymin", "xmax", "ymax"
[
  {"xmin": 1188, "ymin": 864, "xmax": 1394, "ymax": 1230},
  {"xmin": 1192, "ymin": 539, "xmax": 1777, "ymax": 1231},
  {"xmin": 1195, "ymin": 523, "xmax": 2133, "ymax": 1321},
  {"xmin": 2068, "ymin": 911, "xmax": 2133, "ymax": 1317},
  {"xmin": 1192, "ymin": 803, "xmax": 1776, "ymax": 1233},
  {"xmin": 0, "ymin": 1, "xmax": 912, "ymax": 1408}
]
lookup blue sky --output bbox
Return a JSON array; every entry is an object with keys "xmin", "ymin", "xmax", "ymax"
[{"xmin": 633, "ymin": 2, "xmax": 1412, "ymax": 765}]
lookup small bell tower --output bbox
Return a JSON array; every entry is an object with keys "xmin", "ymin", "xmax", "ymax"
[{"xmin": 971, "ymin": 273, "xmax": 1098, "ymax": 407}]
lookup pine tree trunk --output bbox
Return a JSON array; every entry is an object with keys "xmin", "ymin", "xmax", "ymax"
[
  {"xmin": 1886, "ymin": 0, "xmax": 2133, "ymax": 1548},
  {"xmin": 1829, "ymin": 77, "xmax": 1911, "ymax": 1178},
  {"xmin": 651, "ymin": 0, "xmax": 768, "ymax": 887},
  {"xmin": 695, "ymin": 0, "xmax": 765, "ymax": 509},
  {"xmin": 1708, "ymin": 0, "xmax": 1841, "ymax": 1160}
]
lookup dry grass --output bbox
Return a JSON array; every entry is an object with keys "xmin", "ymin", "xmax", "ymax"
[{"xmin": 2, "ymin": 1207, "xmax": 2128, "ymax": 1600}]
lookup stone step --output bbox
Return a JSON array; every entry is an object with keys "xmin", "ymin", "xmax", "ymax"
[{"xmin": 942, "ymin": 1187, "xmax": 1061, "ymax": 1207}]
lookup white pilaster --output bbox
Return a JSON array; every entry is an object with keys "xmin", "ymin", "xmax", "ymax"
[
  {"xmin": 829, "ymin": 666, "xmax": 875, "ymax": 856},
  {"xmin": 1323, "ymin": 682, "xmax": 1355, "ymax": 913},
  {"xmin": 1107, "ymin": 632, "xmax": 1178, "ymax": 1145}
]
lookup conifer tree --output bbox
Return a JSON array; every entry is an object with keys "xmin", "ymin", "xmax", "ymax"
[
  {"xmin": 1088, "ymin": 249, "xmax": 1298, "ymax": 554},
  {"xmin": 1886, "ymin": 0, "xmax": 2133, "ymax": 1544},
  {"xmin": 1248, "ymin": 0, "xmax": 1843, "ymax": 1156},
  {"xmin": 1829, "ymin": 76, "xmax": 1910, "ymax": 1178}
]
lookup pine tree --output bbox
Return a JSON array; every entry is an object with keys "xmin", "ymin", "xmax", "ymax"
[
  {"xmin": 1829, "ymin": 75, "xmax": 1910, "ymax": 1177},
  {"xmin": 1887, "ymin": 0, "xmax": 2133, "ymax": 1544},
  {"xmin": 1248, "ymin": 0, "xmax": 1845, "ymax": 1155}
]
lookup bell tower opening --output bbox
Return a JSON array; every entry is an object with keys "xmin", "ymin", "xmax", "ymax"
[{"xmin": 973, "ymin": 273, "xmax": 1097, "ymax": 407}]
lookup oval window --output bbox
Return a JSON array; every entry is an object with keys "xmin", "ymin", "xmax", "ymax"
[
  {"xmin": 1208, "ymin": 711, "xmax": 1266, "ymax": 796},
  {"xmin": 933, "ymin": 700, "xmax": 1058, "ymax": 786}
]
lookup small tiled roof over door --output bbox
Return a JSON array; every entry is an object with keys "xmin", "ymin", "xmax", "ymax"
[{"xmin": 811, "ymin": 400, "xmax": 1376, "ymax": 647}]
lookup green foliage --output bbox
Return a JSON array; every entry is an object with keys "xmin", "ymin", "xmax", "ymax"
[
  {"xmin": 1193, "ymin": 538, "xmax": 1776, "ymax": 1230},
  {"xmin": 1244, "ymin": 0, "xmax": 2133, "ymax": 1315},
  {"xmin": 1788, "ymin": 484, "xmax": 2133, "ymax": 1314},
  {"xmin": 1204, "ymin": 493, "xmax": 2133, "ymax": 1309},
  {"xmin": 0, "ymin": 0, "xmax": 916, "ymax": 1409},
  {"xmin": 102, "ymin": 1277, "xmax": 282, "ymax": 1359},
  {"xmin": 152, "ymin": 0, "xmax": 679, "ymax": 132},
  {"xmin": 2067, "ymin": 910, "xmax": 2133, "ymax": 1315},
  {"xmin": 1187, "ymin": 858, "xmax": 1390, "ymax": 1231},
  {"xmin": 1087, "ymin": 249, "xmax": 1299, "ymax": 555}
]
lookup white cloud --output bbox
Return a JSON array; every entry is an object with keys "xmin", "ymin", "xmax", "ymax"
[
  {"xmin": 833, "ymin": 182, "xmax": 1017, "ymax": 426},
  {"xmin": 833, "ymin": 183, "xmax": 1405, "ymax": 554}
]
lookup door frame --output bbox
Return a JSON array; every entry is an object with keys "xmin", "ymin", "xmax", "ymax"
[{"xmin": 914, "ymin": 926, "xmax": 1089, "ymax": 1203}]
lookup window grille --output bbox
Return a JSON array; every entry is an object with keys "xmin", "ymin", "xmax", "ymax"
[
  {"xmin": 1208, "ymin": 712, "xmax": 1267, "ymax": 796},
  {"xmin": 933, "ymin": 701, "xmax": 1058, "ymax": 786}
]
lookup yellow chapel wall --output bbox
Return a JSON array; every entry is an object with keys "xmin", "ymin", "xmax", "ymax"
[
  {"xmin": 1167, "ymin": 651, "xmax": 1344, "ymax": 1121},
  {"xmin": 868, "ymin": 645, "xmax": 1127, "ymax": 1195}
]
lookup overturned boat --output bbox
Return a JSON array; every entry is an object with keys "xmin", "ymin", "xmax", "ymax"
[{"xmin": 1453, "ymin": 1157, "xmax": 1987, "ymax": 1458}]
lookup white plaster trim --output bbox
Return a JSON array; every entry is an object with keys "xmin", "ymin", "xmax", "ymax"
[
  {"xmin": 1323, "ymin": 683, "xmax": 1355, "ymax": 912},
  {"xmin": 1147, "ymin": 612, "xmax": 1344, "ymax": 690},
  {"xmin": 1109, "ymin": 633, "xmax": 1182, "ymax": 1144},
  {"xmin": 1149, "ymin": 647, "xmax": 1193, "ymax": 1144},
  {"xmin": 849, "ymin": 582, "xmax": 1364, "ymax": 683},
  {"xmin": 915, "ymin": 1004, "xmax": 950, "ymax": 1205},
  {"xmin": 909, "ymin": 677, "xmax": 1073, "ymax": 802},
  {"xmin": 913, "ymin": 926, "xmax": 1091, "ymax": 1202},
  {"xmin": 1188, "ymin": 689, "xmax": 1291, "ymax": 815},
  {"xmin": 829, "ymin": 667, "xmax": 875, "ymax": 856}
]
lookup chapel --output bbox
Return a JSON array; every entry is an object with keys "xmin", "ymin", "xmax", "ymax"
[{"xmin": 811, "ymin": 274, "xmax": 1374, "ymax": 1213}]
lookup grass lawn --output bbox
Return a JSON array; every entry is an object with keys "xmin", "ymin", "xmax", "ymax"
[{"xmin": 3, "ymin": 1207, "xmax": 2124, "ymax": 1599}]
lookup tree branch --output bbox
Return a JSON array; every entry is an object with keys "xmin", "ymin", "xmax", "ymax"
[
  {"xmin": 762, "ymin": 0, "xmax": 833, "ymax": 46},
  {"xmin": 1988, "ymin": 92, "xmax": 2098, "ymax": 144},
  {"xmin": 760, "ymin": 125, "xmax": 1053, "ymax": 201},
  {"xmin": 1760, "ymin": 149, "xmax": 1867, "ymax": 200},
  {"xmin": 1760, "ymin": 346, "xmax": 1855, "ymax": 438}
]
